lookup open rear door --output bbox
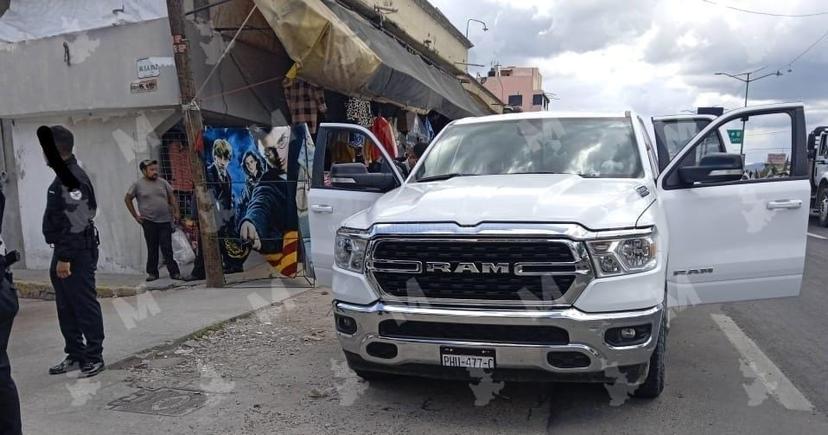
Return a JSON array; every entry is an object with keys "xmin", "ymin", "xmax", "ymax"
[
  {"xmin": 658, "ymin": 104, "xmax": 810, "ymax": 306},
  {"xmin": 308, "ymin": 123, "xmax": 403, "ymax": 286}
]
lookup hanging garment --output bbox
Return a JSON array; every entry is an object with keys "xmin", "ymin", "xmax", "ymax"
[
  {"xmin": 424, "ymin": 116, "xmax": 435, "ymax": 142},
  {"xmin": 346, "ymin": 97, "xmax": 373, "ymax": 128},
  {"xmin": 283, "ymin": 78, "xmax": 327, "ymax": 134},
  {"xmin": 370, "ymin": 116, "xmax": 398, "ymax": 160}
]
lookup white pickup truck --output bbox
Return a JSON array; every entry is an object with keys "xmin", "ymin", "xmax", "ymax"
[{"xmin": 307, "ymin": 103, "xmax": 810, "ymax": 398}]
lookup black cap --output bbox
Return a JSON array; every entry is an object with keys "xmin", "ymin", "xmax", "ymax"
[{"xmin": 139, "ymin": 159, "xmax": 158, "ymax": 171}]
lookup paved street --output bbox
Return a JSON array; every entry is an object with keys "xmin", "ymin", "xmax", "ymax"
[{"xmin": 11, "ymin": 219, "xmax": 828, "ymax": 434}]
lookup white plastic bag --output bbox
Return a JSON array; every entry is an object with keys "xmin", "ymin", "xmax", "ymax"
[{"xmin": 171, "ymin": 227, "xmax": 195, "ymax": 265}]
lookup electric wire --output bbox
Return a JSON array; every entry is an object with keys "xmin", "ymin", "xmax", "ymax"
[{"xmin": 700, "ymin": 0, "xmax": 828, "ymax": 18}]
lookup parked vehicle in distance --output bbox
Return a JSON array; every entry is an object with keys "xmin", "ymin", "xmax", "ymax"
[
  {"xmin": 806, "ymin": 126, "xmax": 828, "ymax": 226},
  {"xmin": 308, "ymin": 103, "xmax": 810, "ymax": 398}
]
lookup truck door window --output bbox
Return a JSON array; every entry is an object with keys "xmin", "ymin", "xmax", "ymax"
[
  {"xmin": 313, "ymin": 127, "xmax": 399, "ymax": 190},
  {"xmin": 670, "ymin": 112, "xmax": 794, "ymax": 185},
  {"xmin": 654, "ymin": 119, "xmax": 717, "ymax": 159}
]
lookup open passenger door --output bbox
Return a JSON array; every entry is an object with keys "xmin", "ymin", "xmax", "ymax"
[
  {"xmin": 658, "ymin": 104, "xmax": 810, "ymax": 306},
  {"xmin": 308, "ymin": 123, "xmax": 404, "ymax": 286}
]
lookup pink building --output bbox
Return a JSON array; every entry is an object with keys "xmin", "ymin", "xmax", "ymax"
[{"xmin": 480, "ymin": 66, "xmax": 549, "ymax": 112}]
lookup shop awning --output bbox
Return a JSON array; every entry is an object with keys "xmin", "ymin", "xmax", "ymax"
[{"xmin": 253, "ymin": 0, "xmax": 490, "ymax": 119}]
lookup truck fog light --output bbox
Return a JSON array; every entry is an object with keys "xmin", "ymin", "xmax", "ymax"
[
  {"xmin": 335, "ymin": 314, "xmax": 358, "ymax": 334},
  {"xmin": 605, "ymin": 324, "xmax": 652, "ymax": 347}
]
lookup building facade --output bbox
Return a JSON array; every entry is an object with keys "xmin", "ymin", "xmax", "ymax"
[{"xmin": 481, "ymin": 66, "xmax": 549, "ymax": 112}]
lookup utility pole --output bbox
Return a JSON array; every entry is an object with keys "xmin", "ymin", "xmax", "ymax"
[
  {"xmin": 166, "ymin": 0, "xmax": 225, "ymax": 288},
  {"xmin": 714, "ymin": 68, "xmax": 782, "ymax": 156}
]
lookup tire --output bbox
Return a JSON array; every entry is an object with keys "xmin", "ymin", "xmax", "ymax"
[
  {"xmin": 818, "ymin": 184, "xmax": 828, "ymax": 228},
  {"xmin": 632, "ymin": 314, "xmax": 666, "ymax": 399}
]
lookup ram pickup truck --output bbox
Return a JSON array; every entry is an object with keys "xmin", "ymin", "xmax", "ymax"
[{"xmin": 307, "ymin": 103, "xmax": 810, "ymax": 398}]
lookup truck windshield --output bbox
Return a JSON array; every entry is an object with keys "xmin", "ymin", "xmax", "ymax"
[{"xmin": 413, "ymin": 117, "xmax": 643, "ymax": 181}]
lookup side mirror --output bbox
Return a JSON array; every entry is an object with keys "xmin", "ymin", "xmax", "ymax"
[
  {"xmin": 808, "ymin": 149, "xmax": 817, "ymax": 160},
  {"xmin": 678, "ymin": 152, "xmax": 744, "ymax": 184}
]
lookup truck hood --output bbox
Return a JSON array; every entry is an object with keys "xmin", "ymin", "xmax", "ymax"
[{"xmin": 352, "ymin": 174, "xmax": 653, "ymax": 230}]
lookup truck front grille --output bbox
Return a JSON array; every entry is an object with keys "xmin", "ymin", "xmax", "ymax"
[{"xmin": 367, "ymin": 238, "xmax": 591, "ymax": 305}]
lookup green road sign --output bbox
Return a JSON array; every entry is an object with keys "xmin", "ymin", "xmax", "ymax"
[{"xmin": 727, "ymin": 129, "xmax": 743, "ymax": 144}]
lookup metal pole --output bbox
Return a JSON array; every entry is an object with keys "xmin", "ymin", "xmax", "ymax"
[
  {"xmin": 740, "ymin": 73, "xmax": 749, "ymax": 156},
  {"xmin": 166, "ymin": 0, "xmax": 225, "ymax": 288}
]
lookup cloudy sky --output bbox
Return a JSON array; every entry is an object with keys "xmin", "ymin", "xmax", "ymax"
[{"xmin": 432, "ymin": 0, "xmax": 828, "ymax": 127}]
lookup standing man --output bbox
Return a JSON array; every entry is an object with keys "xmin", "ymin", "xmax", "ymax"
[
  {"xmin": 0, "ymin": 185, "xmax": 22, "ymax": 435},
  {"xmin": 43, "ymin": 126, "xmax": 105, "ymax": 378},
  {"xmin": 125, "ymin": 159, "xmax": 182, "ymax": 282}
]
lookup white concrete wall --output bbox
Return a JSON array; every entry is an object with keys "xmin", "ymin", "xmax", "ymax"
[
  {"xmin": 356, "ymin": 0, "xmax": 470, "ymax": 65},
  {"xmin": 12, "ymin": 109, "xmax": 176, "ymax": 272}
]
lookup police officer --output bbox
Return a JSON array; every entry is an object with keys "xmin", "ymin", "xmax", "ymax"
[
  {"xmin": 43, "ymin": 125, "xmax": 105, "ymax": 378},
  {"xmin": 0, "ymin": 185, "xmax": 22, "ymax": 435}
]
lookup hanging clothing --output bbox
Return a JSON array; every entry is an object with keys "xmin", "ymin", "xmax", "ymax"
[
  {"xmin": 167, "ymin": 141, "xmax": 194, "ymax": 191},
  {"xmin": 346, "ymin": 97, "xmax": 373, "ymax": 128},
  {"xmin": 370, "ymin": 116, "xmax": 398, "ymax": 160},
  {"xmin": 424, "ymin": 116, "xmax": 435, "ymax": 142},
  {"xmin": 283, "ymin": 78, "xmax": 327, "ymax": 134}
]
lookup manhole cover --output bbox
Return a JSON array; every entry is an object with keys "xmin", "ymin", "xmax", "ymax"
[{"xmin": 108, "ymin": 388, "xmax": 208, "ymax": 416}]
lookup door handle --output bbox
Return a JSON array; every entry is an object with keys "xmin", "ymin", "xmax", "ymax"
[
  {"xmin": 311, "ymin": 204, "xmax": 334, "ymax": 213},
  {"xmin": 766, "ymin": 199, "xmax": 802, "ymax": 210}
]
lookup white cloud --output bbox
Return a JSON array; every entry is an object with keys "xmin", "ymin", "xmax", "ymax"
[{"xmin": 432, "ymin": 0, "xmax": 828, "ymax": 125}]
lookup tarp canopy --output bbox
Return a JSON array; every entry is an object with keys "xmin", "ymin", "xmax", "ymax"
[{"xmin": 254, "ymin": 0, "xmax": 488, "ymax": 119}]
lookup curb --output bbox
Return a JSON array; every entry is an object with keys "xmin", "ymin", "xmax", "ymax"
[{"xmin": 15, "ymin": 280, "xmax": 180, "ymax": 300}]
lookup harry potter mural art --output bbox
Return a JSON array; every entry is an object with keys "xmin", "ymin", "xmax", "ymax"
[{"xmin": 201, "ymin": 124, "xmax": 314, "ymax": 278}]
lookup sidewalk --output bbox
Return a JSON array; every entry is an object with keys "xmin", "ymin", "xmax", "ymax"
[
  {"xmin": 12, "ymin": 254, "xmax": 296, "ymax": 299},
  {"xmin": 8, "ymin": 277, "xmax": 315, "ymax": 434}
]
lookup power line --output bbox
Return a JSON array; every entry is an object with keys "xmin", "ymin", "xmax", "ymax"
[
  {"xmin": 700, "ymin": 0, "xmax": 828, "ymax": 18},
  {"xmin": 786, "ymin": 27, "xmax": 828, "ymax": 67}
]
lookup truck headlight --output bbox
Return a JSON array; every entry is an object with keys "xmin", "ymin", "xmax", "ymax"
[
  {"xmin": 335, "ymin": 228, "xmax": 369, "ymax": 273},
  {"xmin": 586, "ymin": 232, "xmax": 657, "ymax": 277}
]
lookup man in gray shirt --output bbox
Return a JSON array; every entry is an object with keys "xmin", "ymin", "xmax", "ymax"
[{"xmin": 125, "ymin": 159, "xmax": 182, "ymax": 281}]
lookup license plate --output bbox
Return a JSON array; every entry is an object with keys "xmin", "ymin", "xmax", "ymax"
[{"xmin": 440, "ymin": 346, "xmax": 496, "ymax": 369}]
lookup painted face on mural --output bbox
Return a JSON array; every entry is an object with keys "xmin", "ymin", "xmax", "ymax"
[
  {"xmin": 215, "ymin": 155, "xmax": 229, "ymax": 173},
  {"xmin": 261, "ymin": 128, "xmax": 290, "ymax": 173},
  {"xmin": 244, "ymin": 154, "xmax": 259, "ymax": 177}
]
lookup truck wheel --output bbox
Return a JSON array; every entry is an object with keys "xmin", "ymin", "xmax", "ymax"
[
  {"xmin": 632, "ymin": 315, "xmax": 666, "ymax": 399},
  {"xmin": 819, "ymin": 185, "xmax": 828, "ymax": 227}
]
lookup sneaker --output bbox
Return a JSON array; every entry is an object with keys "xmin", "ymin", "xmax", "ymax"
[
  {"xmin": 80, "ymin": 361, "xmax": 105, "ymax": 378},
  {"xmin": 170, "ymin": 273, "xmax": 183, "ymax": 281},
  {"xmin": 49, "ymin": 356, "xmax": 82, "ymax": 375},
  {"xmin": 146, "ymin": 274, "xmax": 159, "ymax": 282}
]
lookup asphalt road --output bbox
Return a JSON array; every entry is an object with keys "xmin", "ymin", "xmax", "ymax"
[{"xmin": 18, "ymin": 219, "xmax": 828, "ymax": 434}]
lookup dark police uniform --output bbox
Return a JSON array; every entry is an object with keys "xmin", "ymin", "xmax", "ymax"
[
  {"xmin": 42, "ymin": 156, "xmax": 104, "ymax": 366},
  {"xmin": 0, "ymin": 187, "xmax": 22, "ymax": 435}
]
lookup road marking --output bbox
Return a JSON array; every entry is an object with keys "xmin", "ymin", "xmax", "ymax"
[
  {"xmin": 711, "ymin": 313, "xmax": 814, "ymax": 412},
  {"xmin": 808, "ymin": 232, "xmax": 827, "ymax": 240}
]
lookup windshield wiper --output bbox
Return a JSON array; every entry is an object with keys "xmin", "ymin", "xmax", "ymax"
[{"xmin": 415, "ymin": 173, "xmax": 473, "ymax": 183}]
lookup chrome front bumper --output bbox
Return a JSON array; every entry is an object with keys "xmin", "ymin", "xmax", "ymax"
[{"xmin": 334, "ymin": 301, "xmax": 663, "ymax": 381}]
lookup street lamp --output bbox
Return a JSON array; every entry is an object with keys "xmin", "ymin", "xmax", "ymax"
[
  {"xmin": 714, "ymin": 68, "xmax": 783, "ymax": 155},
  {"xmin": 465, "ymin": 18, "xmax": 488, "ymax": 39}
]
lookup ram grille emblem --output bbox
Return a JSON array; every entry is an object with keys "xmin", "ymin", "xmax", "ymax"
[{"xmin": 425, "ymin": 262, "xmax": 511, "ymax": 274}]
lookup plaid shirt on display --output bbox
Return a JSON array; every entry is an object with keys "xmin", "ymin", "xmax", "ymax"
[{"xmin": 284, "ymin": 78, "xmax": 327, "ymax": 134}]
